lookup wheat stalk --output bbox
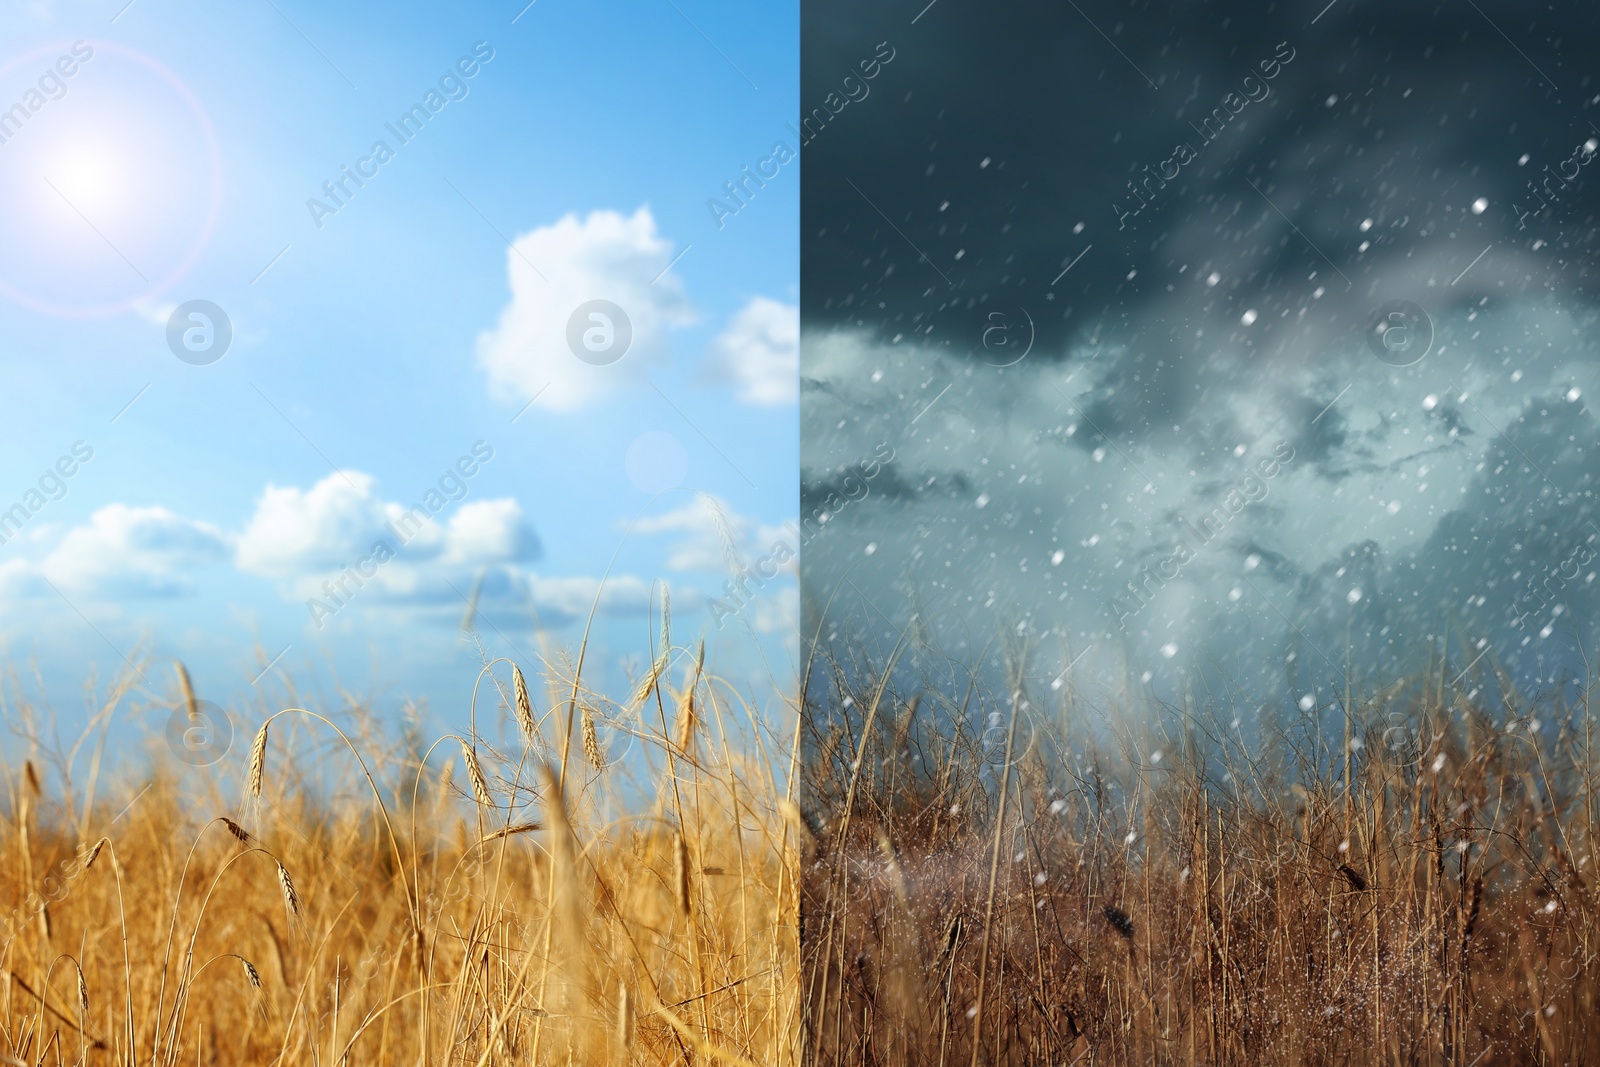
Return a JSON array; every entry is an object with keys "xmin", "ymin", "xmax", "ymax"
[
  {"xmin": 176, "ymin": 661, "xmax": 199, "ymax": 718},
  {"xmin": 581, "ymin": 705, "xmax": 605, "ymax": 770},
  {"xmin": 633, "ymin": 587, "xmax": 672, "ymax": 707},
  {"xmin": 617, "ymin": 981, "xmax": 632, "ymax": 1054},
  {"xmin": 275, "ymin": 860, "xmax": 300, "ymax": 918},
  {"xmin": 674, "ymin": 642, "xmax": 705, "ymax": 756},
  {"xmin": 673, "ymin": 831, "xmax": 692, "ymax": 915},
  {"xmin": 247, "ymin": 721, "xmax": 269, "ymax": 799},
  {"xmin": 675, "ymin": 693, "xmax": 697, "ymax": 756},
  {"xmin": 80, "ymin": 837, "xmax": 107, "ymax": 869},
  {"xmin": 513, "ymin": 664, "xmax": 536, "ymax": 737},
  {"xmin": 699, "ymin": 492, "xmax": 747, "ymax": 577},
  {"xmin": 480, "ymin": 822, "xmax": 541, "ymax": 842},
  {"xmin": 462, "ymin": 741, "xmax": 493, "ymax": 808},
  {"xmin": 659, "ymin": 585, "xmax": 671, "ymax": 651},
  {"xmin": 633, "ymin": 655, "xmax": 667, "ymax": 708},
  {"xmin": 778, "ymin": 801, "xmax": 817, "ymax": 858}
]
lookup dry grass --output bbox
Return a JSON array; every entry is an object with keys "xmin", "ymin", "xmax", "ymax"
[
  {"xmin": 802, "ymin": 636, "xmax": 1600, "ymax": 1065},
  {"xmin": 0, "ymin": 624, "xmax": 798, "ymax": 1065}
]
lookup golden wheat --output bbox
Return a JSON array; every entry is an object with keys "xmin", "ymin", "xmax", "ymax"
[
  {"xmin": 580, "ymin": 704, "xmax": 604, "ymax": 770},
  {"xmin": 513, "ymin": 663, "xmax": 536, "ymax": 737},
  {"xmin": 0, "ymin": 639, "xmax": 798, "ymax": 1067},
  {"xmin": 246, "ymin": 721, "xmax": 268, "ymax": 799},
  {"xmin": 461, "ymin": 739, "xmax": 494, "ymax": 808}
]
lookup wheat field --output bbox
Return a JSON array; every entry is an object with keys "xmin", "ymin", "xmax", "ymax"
[
  {"xmin": 0, "ymin": 616, "xmax": 799, "ymax": 1065},
  {"xmin": 801, "ymin": 637, "xmax": 1600, "ymax": 1065}
]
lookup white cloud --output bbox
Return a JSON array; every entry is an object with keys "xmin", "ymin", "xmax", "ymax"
[
  {"xmin": 633, "ymin": 494, "xmax": 794, "ymax": 574},
  {"xmin": 476, "ymin": 206, "xmax": 694, "ymax": 412},
  {"xmin": 520, "ymin": 573, "xmax": 657, "ymax": 624},
  {"xmin": 235, "ymin": 472, "xmax": 396, "ymax": 577},
  {"xmin": 226, "ymin": 471, "xmax": 556, "ymax": 632},
  {"xmin": 301, "ymin": 566, "xmax": 659, "ymax": 632},
  {"xmin": 0, "ymin": 471, "xmax": 698, "ymax": 635},
  {"xmin": 440, "ymin": 499, "xmax": 541, "ymax": 566},
  {"xmin": 235, "ymin": 470, "xmax": 539, "ymax": 578},
  {"xmin": 701, "ymin": 296, "xmax": 798, "ymax": 405},
  {"xmin": 39, "ymin": 504, "xmax": 230, "ymax": 598},
  {"xmin": 0, "ymin": 558, "xmax": 45, "ymax": 601}
]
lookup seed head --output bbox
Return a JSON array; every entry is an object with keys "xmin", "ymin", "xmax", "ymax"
[
  {"xmin": 632, "ymin": 654, "xmax": 666, "ymax": 707},
  {"xmin": 276, "ymin": 860, "xmax": 300, "ymax": 918},
  {"xmin": 80, "ymin": 837, "xmax": 108, "ymax": 870},
  {"xmin": 462, "ymin": 741, "xmax": 493, "ymax": 808},
  {"xmin": 247, "ymin": 722, "xmax": 269, "ymax": 799},
  {"xmin": 673, "ymin": 832, "xmax": 692, "ymax": 915},
  {"xmin": 513, "ymin": 665, "xmax": 536, "ymax": 737},
  {"xmin": 1338, "ymin": 863, "xmax": 1369, "ymax": 892},
  {"xmin": 581, "ymin": 705, "xmax": 605, "ymax": 770},
  {"xmin": 481, "ymin": 822, "xmax": 541, "ymax": 842},
  {"xmin": 175, "ymin": 661, "xmax": 198, "ymax": 719}
]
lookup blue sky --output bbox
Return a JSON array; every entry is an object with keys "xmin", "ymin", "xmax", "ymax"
[{"xmin": 0, "ymin": 0, "xmax": 798, "ymax": 746}]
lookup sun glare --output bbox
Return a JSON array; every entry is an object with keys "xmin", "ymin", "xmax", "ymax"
[{"xmin": 46, "ymin": 141, "xmax": 121, "ymax": 215}]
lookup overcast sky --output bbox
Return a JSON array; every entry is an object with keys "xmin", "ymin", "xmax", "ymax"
[
  {"xmin": 0, "ymin": 0, "xmax": 797, "ymax": 751},
  {"xmin": 802, "ymin": 0, "xmax": 1600, "ymax": 715}
]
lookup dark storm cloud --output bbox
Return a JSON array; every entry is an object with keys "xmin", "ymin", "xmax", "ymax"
[
  {"xmin": 803, "ymin": 0, "xmax": 1600, "ymax": 364},
  {"xmin": 802, "ymin": 0, "xmax": 1600, "ymax": 703},
  {"xmin": 803, "ymin": 460, "xmax": 973, "ymax": 508}
]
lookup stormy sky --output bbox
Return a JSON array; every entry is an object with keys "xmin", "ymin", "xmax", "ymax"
[{"xmin": 801, "ymin": 0, "xmax": 1600, "ymax": 712}]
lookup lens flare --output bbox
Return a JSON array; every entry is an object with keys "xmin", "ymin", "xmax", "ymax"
[{"xmin": 0, "ymin": 40, "xmax": 221, "ymax": 318}]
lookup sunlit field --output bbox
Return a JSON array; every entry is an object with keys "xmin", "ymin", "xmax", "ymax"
[
  {"xmin": 0, "ymin": 606, "xmax": 799, "ymax": 1066},
  {"xmin": 801, "ymin": 636, "xmax": 1600, "ymax": 1065}
]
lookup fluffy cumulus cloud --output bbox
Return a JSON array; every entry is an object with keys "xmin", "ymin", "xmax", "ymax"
[
  {"xmin": 0, "ymin": 467, "xmax": 781, "ymax": 636},
  {"xmin": 228, "ymin": 470, "xmax": 554, "ymax": 630},
  {"xmin": 0, "ymin": 469, "xmax": 554, "ymax": 624},
  {"xmin": 701, "ymin": 296, "xmax": 798, "ymax": 405},
  {"xmin": 633, "ymin": 494, "xmax": 795, "ymax": 574},
  {"xmin": 235, "ymin": 472, "xmax": 395, "ymax": 577},
  {"xmin": 38, "ymin": 504, "xmax": 230, "ymax": 598},
  {"xmin": 440, "ymin": 499, "xmax": 543, "ymax": 567},
  {"xmin": 476, "ymin": 206, "xmax": 694, "ymax": 412},
  {"xmin": 515, "ymin": 572, "xmax": 657, "ymax": 626},
  {"xmin": 233, "ymin": 470, "xmax": 544, "ymax": 579}
]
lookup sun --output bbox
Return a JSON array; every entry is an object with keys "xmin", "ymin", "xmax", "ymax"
[
  {"xmin": 41, "ymin": 137, "xmax": 126, "ymax": 220},
  {"xmin": 0, "ymin": 41, "xmax": 223, "ymax": 317}
]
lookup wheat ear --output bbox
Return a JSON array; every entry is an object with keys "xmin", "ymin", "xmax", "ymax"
[
  {"xmin": 275, "ymin": 860, "xmax": 300, "ymax": 918},
  {"xmin": 513, "ymin": 665, "xmax": 536, "ymax": 736},
  {"xmin": 673, "ymin": 831, "xmax": 692, "ymax": 915},
  {"xmin": 247, "ymin": 722, "xmax": 269, "ymax": 799},
  {"xmin": 462, "ymin": 741, "xmax": 493, "ymax": 808},
  {"xmin": 581, "ymin": 705, "xmax": 605, "ymax": 769}
]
